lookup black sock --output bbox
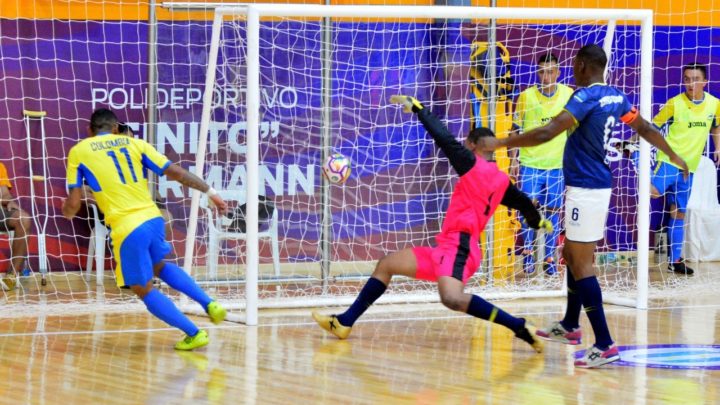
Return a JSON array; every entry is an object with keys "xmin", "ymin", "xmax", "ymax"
[
  {"xmin": 336, "ymin": 277, "xmax": 387, "ymax": 326},
  {"xmin": 466, "ymin": 295, "xmax": 523, "ymax": 332},
  {"xmin": 576, "ymin": 276, "xmax": 613, "ymax": 350},
  {"xmin": 560, "ymin": 268, "xmax": 582, "ymax": 331}
]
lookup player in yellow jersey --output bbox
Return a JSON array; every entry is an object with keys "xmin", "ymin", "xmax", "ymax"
[
  {"xmin": 62, "ymin": 108, "xmax": 229, "ymax": 350},
  {"xmin": 511, "ymin": 53, "xmax": 573, "ymax": 275},
  {"xmin": 651, "ymin": 63, "xmax": 720, "ymax": 275}
]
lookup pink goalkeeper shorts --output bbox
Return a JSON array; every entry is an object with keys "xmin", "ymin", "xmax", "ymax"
[{"xmin": 413, "ymin": 231, "xmax": 481, "ymax": 285}]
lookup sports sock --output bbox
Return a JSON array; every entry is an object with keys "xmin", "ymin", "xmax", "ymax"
[
  {"xmin": 560, "ymin": 268, "xmax": 582, "ymax": 331},
  {"xmin": 159, "ymin": 263, "xmax": 213, "ymax": 311},
  {"xmin": 466, "ymin": 295, "xmax": 524, "ymax": 332},
  {"xmin": 575, "ymin": 276, "xmax": 613, "ymax": 350},
  {"xmin": 143, "ymin": 289, "xmax": 199, "ymax": 337},
  {"xmin": 668, "ymin": 217, "xmax": 684, "ymax": 263},
  {"xmin": 337, "ymin": 277, "xmax": 387, "ymax": 326}
]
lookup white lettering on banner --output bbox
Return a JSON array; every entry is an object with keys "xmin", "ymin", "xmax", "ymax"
[
  {"xmin": 158, "ymin": 164, "xmax": 315, "ymax": 198},
  {"xmin": 88, "ymin": 80, "xmax": 314, "ymax": 198},
  {"xmin": 153, "ymin": 121, "xmax": 280, "ymax": 155},
  {"xmin": 91, "ymin": 86, "xmax": 299, "ymax": 110}
]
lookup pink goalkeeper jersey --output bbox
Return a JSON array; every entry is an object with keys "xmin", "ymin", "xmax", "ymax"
[{"xmin": 439, "ymin": 157, "xmax": 510, "ymax": 239}]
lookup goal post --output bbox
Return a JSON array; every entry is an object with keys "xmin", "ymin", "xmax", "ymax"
[{"xmin": 178, "ymin": 3, "xmax": 654, "ymax": 323}]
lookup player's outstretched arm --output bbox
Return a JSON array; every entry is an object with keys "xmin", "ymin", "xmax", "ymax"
[
  {"xmin": 479, "ymin": 111, "xmax": 575, "ymax": 152},
  {"xmin": 629, "ymin": 116, "xmax": 690, "ymax": 179},
  {"xmin": 500, "ymin": 184, "xmax": 552, "ymax": 232},
  {"xmin": 389, "ymin": 95, "xmax": 476, "ymax": 176},
  {"xmin": 164, "ymin": 163, "xmax": 228, "ymax": 213}
]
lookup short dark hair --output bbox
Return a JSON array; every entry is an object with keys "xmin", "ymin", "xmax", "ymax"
[
  {"xmin": 576, "ymin": 44, "xmax": 607, "ymax": 71},
  {"xmin": 683, "ymin": 63, "xmax": 707, "ymax": 79},
  {"xmin": 117, "ymin": 123, "xmax": 133, "ymax": 135},
  {"xmin": 537, "ymin": 52, "xmax": 559, "ymax": 65},
  {"xmin": 90, "ymin": 108, "xmax": 119, "ymax": 133},
  {"xmin": 468, "ymin": 127, "xmax": 495, "ymax": 143}
]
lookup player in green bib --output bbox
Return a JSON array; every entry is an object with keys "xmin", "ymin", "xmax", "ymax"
[
  {"xmin": 511, "ymin": 53, "xmax": 573, "ymax": 275},
  {"xmin": 651, "ymin": 63, "xmax": 720, "ymax": 275}
]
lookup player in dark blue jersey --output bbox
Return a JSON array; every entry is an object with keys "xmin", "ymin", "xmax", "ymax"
[{"xmin": 481, "ymin": 44, "xmax": 688, "ymax": 368}]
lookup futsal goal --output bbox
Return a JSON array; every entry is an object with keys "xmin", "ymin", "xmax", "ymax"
[{"xmin": 163, "ymin": 3, "xmax": 655, "ymax": 325}]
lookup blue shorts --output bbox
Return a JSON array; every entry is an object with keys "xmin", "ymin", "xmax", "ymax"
[
  {"xmin": 651, "ymin": 162, "xmax": 694, "ymax": 213},
  {"xmin": 114, "ymin": 217, "xmax": 171, "ymax": 287},
  {"xmin": 518, "ymin": 166, "xmax": 564, "ymax": 209}
]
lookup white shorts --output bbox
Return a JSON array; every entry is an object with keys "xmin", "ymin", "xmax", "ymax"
[{"xmin": 564, "ymin": 186, "xmax": 612, "ymax": 243}]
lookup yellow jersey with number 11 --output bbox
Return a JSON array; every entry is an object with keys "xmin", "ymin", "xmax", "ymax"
[{"xmin": 66, "ymin": 133, "xmax": 170, "ymax": 239}]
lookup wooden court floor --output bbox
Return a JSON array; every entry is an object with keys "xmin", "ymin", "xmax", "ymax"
[{"xmin": 0, "ymin": 269, "xmax": 719, "ymax": 404}]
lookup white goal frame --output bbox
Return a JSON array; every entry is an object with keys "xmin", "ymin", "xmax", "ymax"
[{"xmin": 176, "ymin": 3, "xmax": 653, "ymax": 325}]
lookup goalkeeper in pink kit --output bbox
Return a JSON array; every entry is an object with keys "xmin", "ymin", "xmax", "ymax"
[{"xmin": 312, "ymin": 96, "xmax": 551, "ymax": 353}]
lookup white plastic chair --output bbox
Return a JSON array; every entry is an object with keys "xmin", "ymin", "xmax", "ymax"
[
  {"xmin": 85, "ymin": 203, "xmax": 108, "ymax": 286},
  {"xmin": 685, "ymin": 156, "xmax": 720, "ymax": 261},
  {"xmin": 202, "ymin": 190, "xmax": 281, "ymax": 279}
]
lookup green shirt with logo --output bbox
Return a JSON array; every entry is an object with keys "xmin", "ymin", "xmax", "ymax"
[
  {"xmin": 513, "ymin": 84, "xmax": 574, "ymax": 169},
  {"xmin": 654, "ymin": 92, "xmax": 720, "ymax": 172}
]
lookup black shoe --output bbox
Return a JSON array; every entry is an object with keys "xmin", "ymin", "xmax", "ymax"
[
  {"xmin": 514, "ymin": 319, "xmax": 544, "ymax": 353},
  {"xmin": 668, "ymin": 259, "xmax": 694, "ymax": 275}
]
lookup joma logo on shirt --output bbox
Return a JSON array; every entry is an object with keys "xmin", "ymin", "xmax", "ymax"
[
  {"xmin": 598, "ymin": 95, "xmax": 624, "ymax": 107},
  {"xmin": 688, "ymin": 121, "xmax": 707, "ymax": 128}
]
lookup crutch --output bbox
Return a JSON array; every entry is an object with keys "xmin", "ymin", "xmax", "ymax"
[{"xmin": 23, "ymin": 110, "xmax": 49, "ymax": 286}]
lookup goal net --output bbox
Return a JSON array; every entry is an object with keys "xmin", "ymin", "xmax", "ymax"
[
  {"xmin": 174, "ymin": 4, "xmax": 655, "ymax": 323},
  {"xmin": 4, "ymin": 2, "xmax": 717, "ymax": 322}
]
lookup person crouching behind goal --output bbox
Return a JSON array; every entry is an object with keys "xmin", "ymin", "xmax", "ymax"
[{"xmin": 312, "ymin": 96, "xmax": 553, "ymax": 353}]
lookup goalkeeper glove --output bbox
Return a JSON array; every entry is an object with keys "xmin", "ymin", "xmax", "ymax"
[
  {"xmin": 389, "ymin": 95, "xmax": 424, "ymax": 113},
  {"xmin": 538, "ymin": 217, "xmax": 554, "ymax": 233}
]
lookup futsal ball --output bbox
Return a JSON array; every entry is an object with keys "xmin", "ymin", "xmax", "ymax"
[{"xmin": 322, "ymin": 153, "xmax": 351, "ymax": 184}]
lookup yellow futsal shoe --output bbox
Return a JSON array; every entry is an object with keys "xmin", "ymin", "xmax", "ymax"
[
  {"xmin": 312, "ymin": 312, "xmax": 352, "ymax": 340},
  {"xmin": 515, "ymin": 321, "xmax": 544, "ymax": 354},
  {"xmin": 207, "ymin": 301, "xmax": 227, "ymax": 324},
  {"xmin": 175, "ymin": 329, "xmax": 209, "ymax": 351}
]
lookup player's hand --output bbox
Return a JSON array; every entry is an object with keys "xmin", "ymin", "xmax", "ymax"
[
  {"xmin": 209, "ymin": 194, "xmax": 228, "ymax": 215},
  {"xmin": 538, "ymin": 217, "xmax": 554, "ymax": 233},
  {"xmin": 669, "ymin": 154, "xmax": 690, "ymax": 180},
  {"xmin": 713, "ymin": 150, "xmax": 720, "ymax": 167},
  {"xmin": 389, "ymin": 95, "xmax": 424, "ymax": 113}
]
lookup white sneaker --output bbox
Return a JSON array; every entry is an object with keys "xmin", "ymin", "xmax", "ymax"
[
  {"xmin": 575, "ymin": 344, "xmax": 620, "ymax": 368},
  {"xmin": 536, "ymin": 321, "xmax": 582, "ymax": 345}
]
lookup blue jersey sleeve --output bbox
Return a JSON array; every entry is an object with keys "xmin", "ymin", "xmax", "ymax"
[{"xmin": 563, "ymin": 88, "xmax": 595, "ymax": 123}]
